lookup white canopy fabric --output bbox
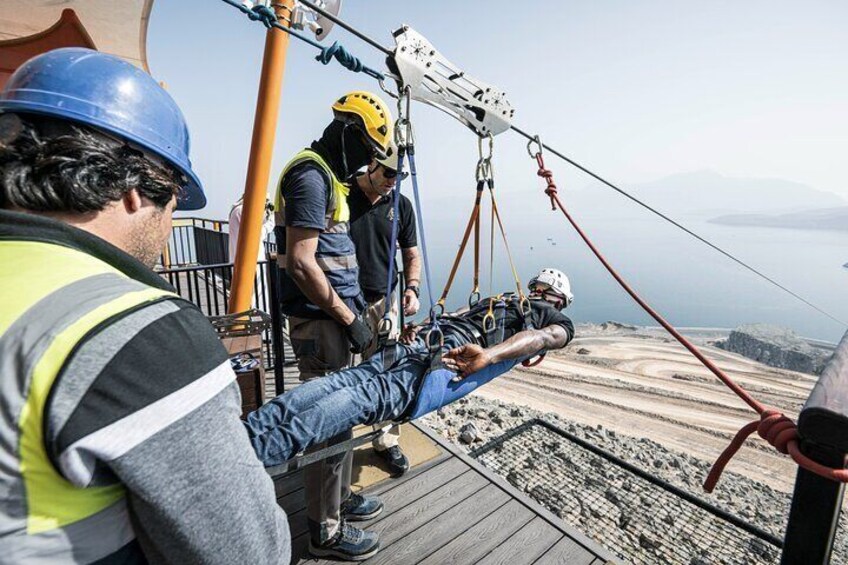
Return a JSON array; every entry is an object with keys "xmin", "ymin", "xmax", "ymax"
[{"xmin": 0, "ymin": 0, "xmax": 153, "ymax": 70}]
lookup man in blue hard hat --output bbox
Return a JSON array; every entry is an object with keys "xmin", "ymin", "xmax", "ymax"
[{"xmin": 0, "ymin": 48, "xmax": 289, "ymax": 563}]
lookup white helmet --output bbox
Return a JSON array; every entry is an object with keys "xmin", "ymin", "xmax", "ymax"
[
  {"xmin": 377, "ymin": 142, "xmax": 399, "ymax": 171},
  {"xmin": 529, "ymin": 268, "xmax": 574, "ymax": 307}
]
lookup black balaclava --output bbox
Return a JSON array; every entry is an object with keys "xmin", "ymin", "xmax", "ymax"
[{"xmin": 311, "ymin": 119, "xmax": 372, "ymax": 182}]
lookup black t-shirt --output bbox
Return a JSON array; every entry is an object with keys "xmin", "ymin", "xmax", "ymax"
[
  {"xmin": 349, "ymin": 180, "xmax": 417, "ymax": 298},
  {"xmin": 443, "ymin": 297, "xmax": 574, "ymax": 348}
]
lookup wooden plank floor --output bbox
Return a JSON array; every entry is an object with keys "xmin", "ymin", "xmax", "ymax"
[{"xmin": 275, "ymin": 422, "xmax": 616, "ymax": 565}]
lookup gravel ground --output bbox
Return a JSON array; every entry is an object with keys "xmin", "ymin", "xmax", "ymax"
[{"xmin": 422, "ymin": 395, "xmax": 847, "ymax": 565}]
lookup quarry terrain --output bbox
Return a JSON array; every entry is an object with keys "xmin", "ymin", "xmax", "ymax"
[{"xmin": 422, "ymin": 323, "xmax": 844, "ymax": 564}]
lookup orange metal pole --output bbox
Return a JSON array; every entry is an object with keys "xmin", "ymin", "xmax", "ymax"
[{"xmin": 228, "ymin": 0, "xmax": 295, "ymax": 314}]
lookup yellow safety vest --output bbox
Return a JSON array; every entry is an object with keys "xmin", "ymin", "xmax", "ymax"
[
  {"xmin": 274, "ymin": 149, "xmax": 350, "ymax": 223},
  {"xmin": 0, "ymin": 238, "xmax": 175, "ymax": 558}
]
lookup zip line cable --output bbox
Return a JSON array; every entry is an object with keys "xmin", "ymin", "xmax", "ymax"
[
  {"xmin": 225, "ymin": 1, "xmax": 845, "ymax": 327},
  {"xmin": 530, "ymin": 148, "xmax": 848, "ymax": 490},
  {"xmin": 513, "ymin": 126, "xmax": 847, "ymax": 327},
  {"xmin": 298, "ymin": 0, "xmax": 394, "ymax": 56}
]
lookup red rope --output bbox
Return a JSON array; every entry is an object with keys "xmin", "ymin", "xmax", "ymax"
[
  {"xmin": 532, "ymin": 151, "xmax": 848, "ymax": 492},
  {"xmin": 522, "ymin": 353, "xmax": 546, "ymax": 368},
  {"xmin": 535, "ymin": 153, "xmax": 558, "ymax": 210}
]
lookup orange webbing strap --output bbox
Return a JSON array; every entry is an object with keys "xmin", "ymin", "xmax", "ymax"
[
  {"xmin": 438, "ymin": 182, "xmax": 484, "ymax": 307},
  {"xmin": 487, "ymin": 181, "xmax": 525, "ymax": 300},
  {"xmin": 531, "ymin": 148, "xmax": 848, "ymax": 492}
]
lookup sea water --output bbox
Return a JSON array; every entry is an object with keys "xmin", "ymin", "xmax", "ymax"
[{"xmin": 417, "ymin": 191, "xmax": 847, "ymax": 343}]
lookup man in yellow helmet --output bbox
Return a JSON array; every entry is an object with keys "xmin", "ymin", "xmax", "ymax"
[{"xmin": 268, "ymin": 91, "xmax": 392, "ymax": 560}]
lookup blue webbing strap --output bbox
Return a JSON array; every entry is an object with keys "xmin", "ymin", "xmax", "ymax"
[
  {"xmin": 408, "ymin": 150, "xmax": 437, "ymax": 315},
  {"xmin": 375, "ymin": 152, "xmax": 405, "ymax": 369},
  {"xmin": 380, "ymin": 151, "xmax": 404, "ymax": 325},
  {"xmin": 407, "ymin": 148, "xmax": 442, "ymax": 362}
]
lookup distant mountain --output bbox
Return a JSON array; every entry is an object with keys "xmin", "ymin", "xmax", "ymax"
[
  {"xmin": 628, "ymin": 170, "xmax": 845, "ymax": 215},
  {"xmin": 710, "ymin": 206, "xmax": 848, "ymax": 232}
]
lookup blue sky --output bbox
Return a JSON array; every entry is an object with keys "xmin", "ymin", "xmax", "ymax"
[
  {"xmin": 146, "ymin": 2, "xmax": 848, "ymax": 340},
  {"xmin": 149, "ymin": 1, "xmax": 848, "ymax": 220}
]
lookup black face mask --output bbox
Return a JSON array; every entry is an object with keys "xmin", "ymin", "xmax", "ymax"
[{"xmin": 313, "ymin": 119, "xmax": 372, "ymax": 181}]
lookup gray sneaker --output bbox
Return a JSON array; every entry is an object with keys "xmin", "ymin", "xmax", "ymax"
[
  {"xmin": 308, "ymin": 521, "xmax": 380, "ymax": 561},
  {"xmin": 341, "ymin": 492, "xmax": 384, "ymax": 521}
]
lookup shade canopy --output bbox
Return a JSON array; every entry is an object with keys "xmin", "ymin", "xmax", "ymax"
[{"xmin": 0, "ymin": 1, "xmax": 153, "ymax": 88}]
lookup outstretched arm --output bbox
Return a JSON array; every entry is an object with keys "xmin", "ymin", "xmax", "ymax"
[{"xmin": 443, "ymin": 324, "xmax": 571, "ymax": 377}]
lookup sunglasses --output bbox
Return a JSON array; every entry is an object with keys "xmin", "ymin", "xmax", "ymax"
[{"xmin": 382, "ymin": 167, "xmax": 409, "ymax": 180}]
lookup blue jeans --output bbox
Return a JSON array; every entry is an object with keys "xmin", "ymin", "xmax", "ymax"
[{"xmin": 244, "ymin": 336, "xmax": 459, "ymax": 467}]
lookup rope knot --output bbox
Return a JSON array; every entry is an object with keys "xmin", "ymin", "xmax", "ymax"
[
  {"xmin": 704, "ymin": 408, "xmax": 805, "ymax": 493},
  {"xmin": 757, "ymin": 409, "xmax": 799, "ymax": 455},
  {"xmin": 317, "ymin": 41, "xmax": 363, "ymax": 72},
  {"xmin": 249, "ymin": 4, "xmax": 277, "ymax": 28},
  {"xmin": 535, "ymin": 153, "xmax": 558, "ymax": 209}
]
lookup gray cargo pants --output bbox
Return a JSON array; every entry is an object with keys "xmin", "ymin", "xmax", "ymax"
[
  {"xmin": 361, "ymin": 296, "xmax": 401, "ymax": 451},
  {"xmin": 288, "ymin": 316, "xmax": 353, "ymax": 543}
]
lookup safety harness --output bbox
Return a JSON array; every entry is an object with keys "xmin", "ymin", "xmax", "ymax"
[{"xmin": 433, "ymin": 135, "xmax": 544, "ymax": 367}]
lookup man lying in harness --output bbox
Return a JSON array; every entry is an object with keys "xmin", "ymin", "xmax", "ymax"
[{"xmin": 244, "ymin": 267, "xmax": 575, "ymax": 467}]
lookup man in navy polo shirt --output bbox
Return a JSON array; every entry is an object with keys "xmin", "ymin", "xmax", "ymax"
[{"xmin": 349, "ymin": 145, "xmax": 421, "ymax": 475}]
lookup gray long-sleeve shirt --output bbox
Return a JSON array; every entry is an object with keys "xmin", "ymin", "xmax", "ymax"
[
  {"xmin": 1, "ymin": 210, "xmax": 290, "ymax": 563},
  {"xmin": 46, "ymin": 299, "xmax": 291, "ymax": 564}
]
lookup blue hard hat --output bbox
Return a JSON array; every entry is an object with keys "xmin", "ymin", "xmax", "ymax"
[{"xmin": 0, "ymin": 48, "xmax": 205, "ymax": 210}]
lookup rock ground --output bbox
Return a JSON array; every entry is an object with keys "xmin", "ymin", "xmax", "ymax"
[
  {"xmin": 422, "ymin": 396, "xmax": 847, "ymax": 565},
  {"xmin": 717, "ymin": 324, "xmax": 833, "ymax": 375}
]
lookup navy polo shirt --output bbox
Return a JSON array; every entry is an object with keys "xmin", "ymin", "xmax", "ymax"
[{"xmin": 349, "ymin": 180, "xmax": 417, "ymax": 299}]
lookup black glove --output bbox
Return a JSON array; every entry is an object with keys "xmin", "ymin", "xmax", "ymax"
[{"xmin": 344, "ymin": 316, "xmax": 373, "ymax": 354}]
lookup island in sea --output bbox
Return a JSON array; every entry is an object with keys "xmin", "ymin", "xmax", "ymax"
[{"xmin": 709, "ymin": 206, "xmax": 848, "ymax": 232}]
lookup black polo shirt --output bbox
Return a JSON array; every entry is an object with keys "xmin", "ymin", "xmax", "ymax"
[{"xmin": 349, "ymin": 180, "xmax": 417, "ymax": 300}]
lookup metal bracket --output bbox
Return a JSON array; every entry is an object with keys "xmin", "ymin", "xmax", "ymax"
[{"xmin": 389, "ymin": 26, "xmax": 514, "ymax": 137}]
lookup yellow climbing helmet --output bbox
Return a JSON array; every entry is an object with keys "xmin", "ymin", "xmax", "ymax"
[{"xmin": 332, "ymin": 91, "xmax": 393, "ymax": 159}]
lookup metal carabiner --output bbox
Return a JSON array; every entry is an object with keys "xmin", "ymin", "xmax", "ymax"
[
  {"xmin": 430, "ymin": 303, "xmax": 445, "ymax": 320},
  {"xmin": 394, "ymin": 85, "xmax": 414, "ymax": 149},
  {"xmin": 468, "ymin": 290, "xmax": 481, "ymax": 308},
  {"xmin": 425, "ymin": 326, "xmax": 444, "ymax": 352},
  {"xmin": 377, "ymin": 317, "xmax": 394, "ymax": 338},
  {"xmin": 526, "ymin": 134, "xmax": 543, "ymax": 159},
  {"xmin": 475, "ymin": 133, "xmax": 495, "ymax": 182},
  {"xmin": 378, "ymin": 72, "xmax": 402, "ymax": 100},
  {"xmin": 478, "ymin": 132, "xmax": 494, "ymax": 162},
  {"xmin": 518, "ymin": 295, "xmax": 532, "ymax": 317},
  {"xmin": 482, "ymin": 311, "xmax": 497, "ymax": 334}
]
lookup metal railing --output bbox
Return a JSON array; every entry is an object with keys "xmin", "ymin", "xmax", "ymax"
[
  {"xmin": 161, "ymin": 216, "xmax": 276, "ymax": 268},
  {"xmin": 162, "ymin": 217, "xmax": 229, "ymax": 267},
  {"xmin": 158, "ymin": 259, "xmax": 286, "ymax": 393}
]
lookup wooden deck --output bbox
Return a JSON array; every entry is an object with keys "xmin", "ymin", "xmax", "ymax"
[{"xmin": 275, "ymin": 422, "xmax": 616, "ymax": 565}]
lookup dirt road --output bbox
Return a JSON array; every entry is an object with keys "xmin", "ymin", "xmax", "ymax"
[{"xmin": 474, "ymin": 328, "xmax": 818, "ymax": 494}]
